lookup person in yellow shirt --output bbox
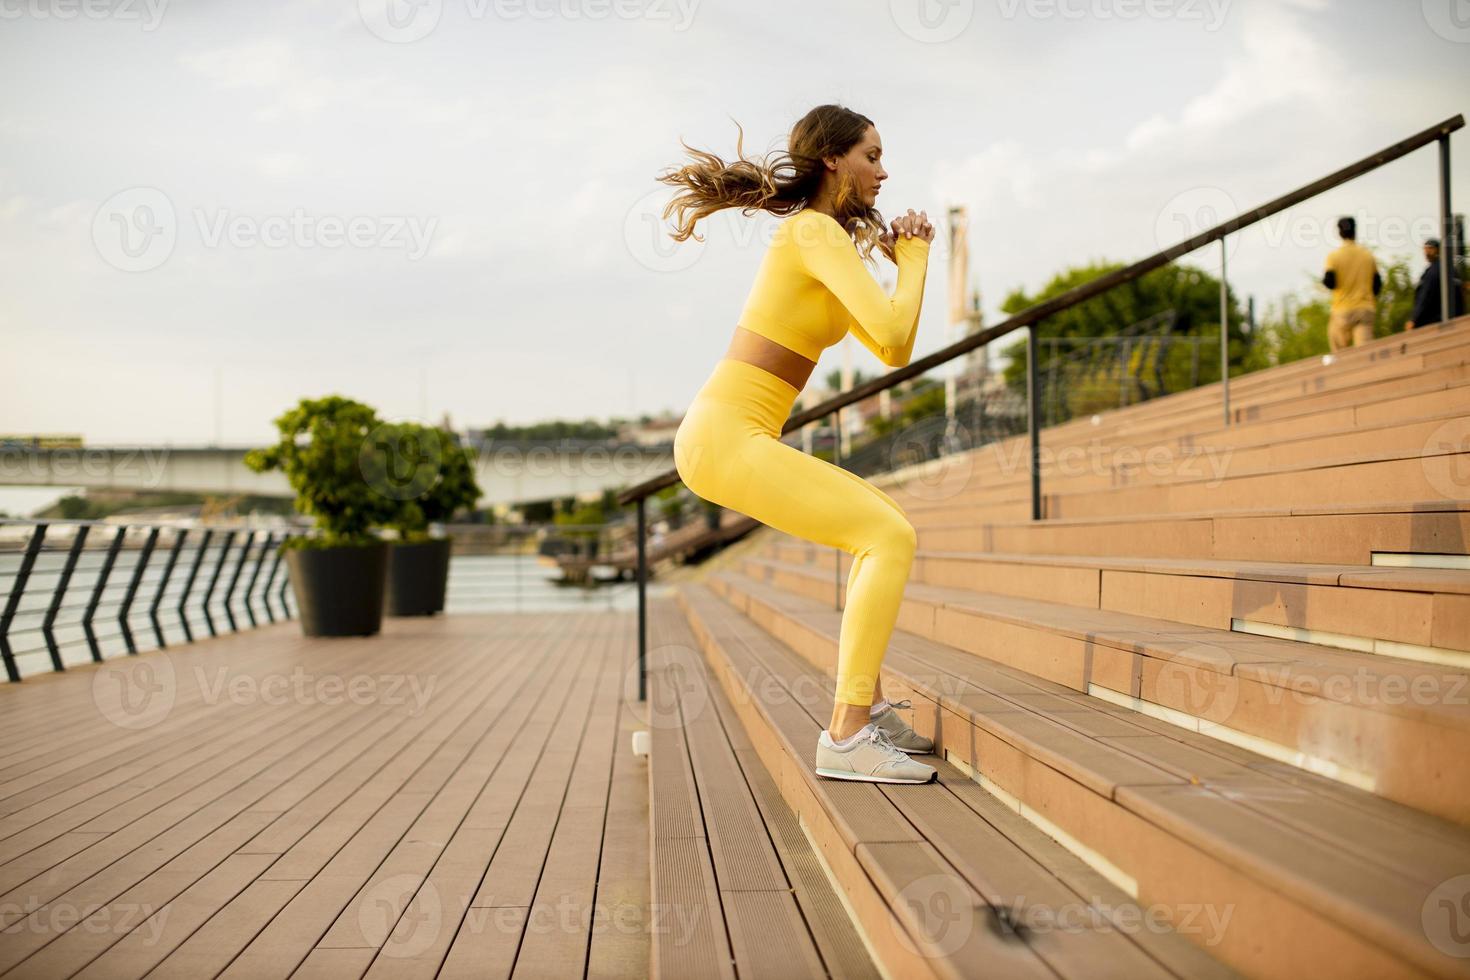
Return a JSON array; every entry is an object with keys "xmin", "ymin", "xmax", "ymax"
[{"xmin": 1322, "ymin": 216, "xmax": 1382, "ymax": 350}]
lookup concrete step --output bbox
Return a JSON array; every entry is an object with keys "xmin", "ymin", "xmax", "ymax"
[
  {"xmin": 758, "ymin": 540, "xmax": 1470, "ymax": 660},
  {"xmin": 722, "ymin": 556, "xmax": 1470, "ymax": 825},
  {"xmin": 889, "ymin": 411, "xmax": 1470, "ymax": 511},
  {"xmin": 675, "ymin": 581, "xmax": 1240, "ymax": 980},
  {"xmin": 691, "ymin": 569, "xmax": 1470, "ymax": 979},
  {"xmin": 911, "ymin": 501, "xmax": 1470, "ymax": 566},
  {"xmin": 897, "ymin": 439, "xmax": 1470, "ymax": 522}
]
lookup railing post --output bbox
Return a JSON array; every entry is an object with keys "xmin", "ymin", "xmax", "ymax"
[
  {"xmin": 222, "ymin": 530, "xmax": 256, "ymax": 633},
  {"xmin": 43, "ymin": 523, "xmax": 89, "ymax": 672},
  {"xmin": 636, "ymin": 495, "xmax": 647, "ymax": 702},
  {"xmin": 833, "ymin": 406, "xmax": 843, "ymax": 609},
  {"xmin": 83, "ymin": 527, "xmax": 126, "ymax": 664},
  {"xmin": 261, "ymin": 533, "xmax": 285, "ymax": 623},
  {"xmin": 1440, "ymin": 134, "xmax": 1453, "ymax": 322},
  {"xmin": 0, "ymin": 523, "xmax": 45, "ymax": 680},
  {"xmin": 242, "ymin": 531, "xmax": 273, "ymax": 628},
  {"xmin": 149, "ymin": 527, "xmax": 188, "ymax": 649},
  {"xmin": 201, "ymin": 530, "xmax": 236, "ymax": 638},
  {"xmin": 278, "ymin": 556, "xmax": 292, "ymax": 618},
  {"xmin": 118, "ymin": 525, "xmax": 159, "ymax": 655},
  {"xmin": 1220, "ymin": 238, "xmax": 1231, "ymax": 427},
  {"xmin": 176, "ymin": 527, "xmax": 213, "ymax": 644},
  {"xmin": 1027, "ymin": 323, "xmax": 1042, "ymax": 520}
]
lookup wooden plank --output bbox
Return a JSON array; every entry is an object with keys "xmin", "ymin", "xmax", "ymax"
[{"xmin": 0, "ymin": 610, "xmax": 646, "ymax": 980}]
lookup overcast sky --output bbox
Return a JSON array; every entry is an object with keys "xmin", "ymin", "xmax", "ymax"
[{"xmin": 3, "ymin": 0, "xmax": 1467, "ymax": 447}]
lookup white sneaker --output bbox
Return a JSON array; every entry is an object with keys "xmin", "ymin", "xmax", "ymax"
[
  {"xmin": 869, "ymin": 699, "xmax": 934, "ymax": 754},
  {"xmin": 815, "ymin": 723, "xmax": 937, "ymax": 784}
]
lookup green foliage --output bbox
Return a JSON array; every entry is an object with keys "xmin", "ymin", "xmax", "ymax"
[
  {"xmin": 1242, "ymin": 258, "xmax": 1415, "ymax": 372},
  {"xmin": 373, "ymin": 421, "xmax": 484, "ymax": 542},
  {"xmin": 997, "ymin": 261, "xmax": 1248, "ymax": 395},
  {"xmin": 243, "ymin": 395, "xmax": 402, "ymax": 550},
  {"xmin": 654, "ymin": 483, "xmax": 686, "ymax": 526},
  {"xmin": 55, "ymin": 495, "xmax": 99, "ymax": 520},
  {"xmin": 554, "ymin": 497, "xmax": 605, "ymax": 541},
  {"xmin": 520, "ymin": 499, "xmax": 555, "ymax": 523},
  {"xmin": 478, "ymin": 419, "xmax": 621, "ymax": 441},
  {"xmin": 867, "ymin": 379, "xmax": 947, "ymax": 438},
  {"xmin": 823, "ymin": 367, "xmax": 872, "ymax": 391},
  {"xmin": 44, "ymin": 491, "xmax": 283, "ymax": 522}
]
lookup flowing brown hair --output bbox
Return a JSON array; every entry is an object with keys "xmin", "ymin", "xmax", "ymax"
[{"xmin": 654, "ymin": 103, "xmax": 896, "ymax": 265}]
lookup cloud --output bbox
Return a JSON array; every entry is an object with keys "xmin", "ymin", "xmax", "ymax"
[
  {"xmin": 180, "ymin": 39, "xmax": 293, "ymax": 89},
  {"xmin": 179, "ymin": 38, "xmax": 351, "ymax": 121},
  {"xmin": 257, "ymin": 152, "xmax": 306, "ymax": 178}
]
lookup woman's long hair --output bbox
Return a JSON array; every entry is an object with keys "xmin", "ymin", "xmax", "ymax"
[{"xmin": 655, "ymin": 104, "xmax": 895, "ymax": 264}]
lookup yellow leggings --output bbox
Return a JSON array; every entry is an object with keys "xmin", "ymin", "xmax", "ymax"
[{"xmin": 673, "ymin": 357, "xmax": 917, "ymax": 707}]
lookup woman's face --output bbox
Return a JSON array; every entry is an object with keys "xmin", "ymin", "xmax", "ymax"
[{"xmin": 829, "ymin": 125, "xmax": 887, "ymax": 209}]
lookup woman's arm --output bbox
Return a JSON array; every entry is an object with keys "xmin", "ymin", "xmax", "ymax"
[
  {"xmin": 844, "ymin": 251, "xmax": 927, "ymax": 366},
  {"xmin": 792, "ymin": 211, "xmax": 931, "ymax": 354}
]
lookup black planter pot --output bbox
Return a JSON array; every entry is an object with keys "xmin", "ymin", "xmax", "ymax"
[
  {"xmin": 385, "ymin": 536, "xmax": 452, "ymax": 616},
  {"xmin": 704, "ymin": 506, "xmax": 721, "ymax": 531},
  {"xmin": 284, "ymin": 540, "xmax": 389, "ymax": 637}
]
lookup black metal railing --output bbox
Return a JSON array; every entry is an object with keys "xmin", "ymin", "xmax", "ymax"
[
  {"xmin": 437, "ymin": 520, "xmax": 641, "ymax": 613},
  {"xmin": 0, "ymin": 518, "xmax": 306, "ymax": 681},
  {"xmin": 614, "ymin": 113, "xmax": 1463, "ymax": 700}
]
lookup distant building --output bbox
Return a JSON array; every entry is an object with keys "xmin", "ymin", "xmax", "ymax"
[{"xmin": 618, "ymin": 415, "xmax": 682, "ymax": 447}]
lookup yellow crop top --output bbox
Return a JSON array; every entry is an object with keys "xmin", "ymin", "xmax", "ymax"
[{"xmin": 735, "ymin": 208, "xmax": 931, "ymax": 367}]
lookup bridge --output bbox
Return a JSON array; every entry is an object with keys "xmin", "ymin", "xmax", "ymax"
[{"xmin": 0, "ymin": 442, "xmax": 678, "ymax": 507}]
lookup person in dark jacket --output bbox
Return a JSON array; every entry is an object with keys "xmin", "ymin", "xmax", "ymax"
[{"xmin": 1406, "ymin": 237, "xmax": 1466, "ymax": 330}]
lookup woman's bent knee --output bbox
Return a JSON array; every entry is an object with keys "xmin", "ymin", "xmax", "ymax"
[{"xmin": 867, "ymin": 517, "xmax": 917, "ymax": 562}]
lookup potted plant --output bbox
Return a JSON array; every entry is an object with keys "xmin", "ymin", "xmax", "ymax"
[
  {"xmin": 244, "ymin": 395, "xmax": 403, "ymax": 637},
  {"xmin": 377, "ymin": 422, "xmax": 483, "ymax": 616}
]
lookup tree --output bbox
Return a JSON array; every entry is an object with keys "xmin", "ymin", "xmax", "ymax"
[
  {"xmin": 997, "ymin": 260, "xmax": 1248, "ymax": 394},
  {"xmin": 823, "ymin": 367, "xmax": 872, "ymax": 392}
]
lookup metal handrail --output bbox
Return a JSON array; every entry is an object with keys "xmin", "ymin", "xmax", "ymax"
[
  {"xmin": 615, "ymin": 112, "xmax": 1463, "ymax": 700},
  {"xmin": 619, "ymin": 113, "xmax": 1462, "ymax": 505}
]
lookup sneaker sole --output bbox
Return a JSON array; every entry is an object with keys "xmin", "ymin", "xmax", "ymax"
[{"xmin": 814, "ymin": 767, "xmax": 937, "ymax": 784}]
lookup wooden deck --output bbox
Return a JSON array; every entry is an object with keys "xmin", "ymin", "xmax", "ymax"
[{"xmin": 0, "ymin": 610, "xmax": 650, "ymax": 979}]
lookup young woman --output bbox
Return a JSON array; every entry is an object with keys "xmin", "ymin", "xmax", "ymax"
[{"xmin": 658, "ymin": 104, "xmax": 938, "ymax": 784}]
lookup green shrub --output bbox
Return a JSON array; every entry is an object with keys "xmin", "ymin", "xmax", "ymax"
[{"xmin": 244, "ymin": 395, "xmax": 402, "ymax": 550}]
